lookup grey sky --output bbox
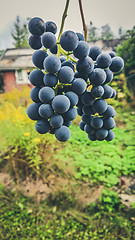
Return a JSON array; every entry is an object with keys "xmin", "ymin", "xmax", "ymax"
[{"xmin": 0, "ymin": 0, "xmax": 135, "ymax": 48}]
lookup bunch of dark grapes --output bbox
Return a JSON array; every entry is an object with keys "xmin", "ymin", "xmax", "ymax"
[{"xmin": 27, "ymin": 17, "xmax": 124, "ymax": 142}]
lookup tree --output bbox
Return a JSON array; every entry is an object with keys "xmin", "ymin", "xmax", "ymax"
[
  {"xmin": 11, "ymin": 16, "xmax": 29, "ymax": 48},
  {"xmin": 100, "ymin": 24, "xmax": 114, "ymax": 40}
]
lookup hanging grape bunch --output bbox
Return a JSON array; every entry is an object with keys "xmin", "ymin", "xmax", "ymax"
[{"xmin": 27, "ymin": 15, "xmax": 124, "ymax": 142}]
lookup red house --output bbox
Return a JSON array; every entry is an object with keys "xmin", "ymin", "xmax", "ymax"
[{"xmin": 0, "ymin": 48, "xmax": 35, "ymax": 92}]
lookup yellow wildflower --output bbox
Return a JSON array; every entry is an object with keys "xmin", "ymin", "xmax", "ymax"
[
  {"xmin": 24, "ymin": 132, "xmax": 30, "ymax": 136},
  {"xmin": 32, "ymin": 138, "xmax": 41, "ymax": 143}
]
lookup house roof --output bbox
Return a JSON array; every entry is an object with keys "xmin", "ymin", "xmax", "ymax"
[{"xmin": 0, "ymin": 48, "xmax": 35, "ymax": 70}]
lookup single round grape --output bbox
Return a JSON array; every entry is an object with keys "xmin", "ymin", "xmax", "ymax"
[
  {"xmin": 72, "ymin": 78, "xmax": 87, "ymax": 95},
  {"xmin": 76, "ymin": 56, "xmax": 94, "ymax": 75},
  {"xmin": 105, "ymin": 130, "xmax": 115, "ymax": 141},
  {"xmin": 91, "ymin": 117, "xmax": 103, "ymax": 129},
  {"xmin": 109, "ymin": 56, "xmax": 124, "ymax": 73},
  {"xmin": 91, "ymin": 85, "xmax": 104, "ymax": 98},
  {"xmin": 89, "ymin": 46, "xmax": 102, "ymax": 61},
  {"xmin": 82, "ymin": 114, "xmax": 92, "ymax": 124},
  {"xmin": 103, "ymin": 117, "xmax": 115, "ymax": 130},
  {"xmin": 60, "ymin": 30, "xmax": 78, "ymax": 51},
  {"xmin": 29, "ymin": 69, "xmax": 44, "ymax": 87},
  {"xmin": 27, "ymin": 103, "xmax": 41, "ymax": 120},
  {"xmin": 65, "ymin": 91, "xmax": 79, "ymax": 107},
  {"xmin": 45, "ymin": 21, "xmax": 57, "ymax": 34},
  {"xmin": 111, "ymin": 89, "xmax": 117, "ymax": 98},
  {"xmin": 29, "ymin": 35, "xmax": 42, "ymax": 50},
  {"xmin": 89, "ymin": 68, "xmax": 106, "ymax": 86},
  {"xmin": 52, "ymin": 95, "xmax": 70, "ymax": 113},
  {"xmin": 82, "ymin": 105, "xmax": 95, "ymax": 115},
  {"xmin": 96, "ymin": 128, "xmax": 108, "ymax": 140},
  {"xmin": 43, "ymin": 73, "xmax": 58, "ymax": 87},
  {"xmin": 73, "ymin": 41, "xmax": 89, "ymax": 60},
  {"xmin": 79, "ymin": 121, "xmax": 85, "ymax": 131},
  {"xmin": 30, "ymin": 87, "xmax": 41, "ymax": 103},
  {"xmin": 81, "ymin": 91, "xmax": 95, "ymax": 106},
  {"xmin": 55, "ymin": 126, "xmax": 71, "ymax": 142},
  {"xmin": 49, "ymin": 44, "xmax": 57, "ymax": 54},
  {"xmin": 103, "ymin": 105, "xmax": 116, "ymax": 118},
  {"xmin": 32, "ymin": 50, "xmax": 48, "ymax": 69},
  {"xmin": 96, "ymin": 53, "xmax": 112, "ymax": 69},
  {"xmin": 43, "ymin": 55, "xmax": 61, "ymax": 74},
  {"xmin": 104, "ymin": 69, "xmax": 113, "ymax": 84},
  {"xmin": 77, "ymin": 107, "xmax": 83, "ymax": 116},
  {"xmin": 38, "ymin": 104, "xmax": 54, "ymax": 119},
  {"xmin": 102, "ymin": 85, "xmax": 113, "ymax": 99},
  {"xmin": 109, "ymin": 51, "xmax": 116, "ymax": 58},
  {"xmin": 50, "ymin": 114, "xmax": 64, "ymax": 129},
  {"xmin": 58, "ymin": 66, "xmax": 74, "ymax": 84},
  {"xmin": 35, "ymin": 119, "xmax": 50, "ymax": 134},
  {"xmin": 92, "ymin": 99, "xmax": 108, "ymax": 114},
  {"xmin": 76, "ymin": 32, "xmax": 85, "ymax": 41},
  {"xmin": 63, "ymin": 120, "xmax": 72, "ymax": 127},
  {"xmin": 88, "ymin": 134, "xmax": 97, "ymax": 141},
  {"xmin": 84, "ymin": 124, "xmax": 95, "ymax": 135},
  {"xmin": 38, "ymin": 86, "xmax": 55, "ymax": 103},
  {"xmin": 28, "ymin": 17, "xmax": 46, "ymax": 36},
  {"xmin": 62, "ymin": 107, "xmax": 77, "ymax": 121},
  {"xmin": 42, "ymin": 32, "xmax": 56, "ymax": 49}
]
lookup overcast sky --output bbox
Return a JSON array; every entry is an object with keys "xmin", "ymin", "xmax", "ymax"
[{"xmin": 0, "ymin": 0, "xmax": 135, "ymax": 49}]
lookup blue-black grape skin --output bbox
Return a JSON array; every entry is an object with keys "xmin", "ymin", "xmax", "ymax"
[
  {"xmin": 38, "ymin": 86, "xmax": 55, "ymax": 103},
  {"xmin": 72, "ymin": 78, "xmax": 87, "ymax": 95},
  {"xmin": 55, "ymin": 126, "xmax": 71, "ymax": 142},
  {"xmin": 91, "ymin": 117, "xmax": 103, "ymax": 129},
  {"xmin": 76, "ymin": 56, "xmax": 94, "ymax": 75},
  {"xmin": 28, "ymin": 17, "xmax": 46, "ymax": 36},
  {"xmin": 50, "ymin": 114, "xmax": 64, "ymax": 129},
  {"xmin": 44, "ymin": 55, "xmax": 61, "ymax": 74},
  {"xmin": 79, "ymin": 121, "xmax": 85, "ymax": 131},
  {"xmin": 105, "ymin": 130, "xmax": 115, "ymax": 141},
  {"xmin": 89, "ymin": 68, "xmax": 106, "ymax": 86},
  {"xmin": 52, "ymin": 95, "xmax": 70, "ymax": 114},
  {"xmin": 73, "ymin": 41, "xmax": 89, "ymax": 60},
  {"xmin": 88, "ymin": 134, "xmax": 97, "ymax": 141},
  {"xmin": 76, "ymin": 32, "xmax": 85, "ymax": 41},
  {"xmin": 63, "ymin": 120, "xmax": 72, "ymax": 127},
  {"xmin": 76, "ymin": 98, "xmax": 84, "ymax": 108},
  {"xmin": 65, "ymin": 91, "xmax": 79, "ymax": 107},
  {"xmin": 77, "ymin": 107, "xmax": 83, "ymax": 116},
  {"xmin": 92, "ymin": 99, "xmax": 108, "ymax": 114},
  {"xmin": 104, "ymin": 69, "xmax": 113, "ymax": 84},
  {"xmin": 102, "ymin": 85, "xmax": 113, "ymax": 99},
  {"xmin": 82, "ymin": 114, "xmax": 92, "ymax": 124},
  {"xmin": 89, "ymin": 46, "xmax": 102, "ymax": 61},
  {"xmin": 84, "ymin": 124, "xmax": 95, "ymax": 135},
  {"xmin": 61, "ymin": 60, "xmax": 75, "ymax": 71},
  {"xmin": 42, "ymin": 32, "xmax": 56, "ymax": 49},
  {"xmin": 81, "ymin": 91, "xmax": 95, "ymax": 106},
  {"xmin": 30, "ymin": 87, "xmax": 41, "ymax": 103},
  {"xmin": 91, "ymin": 85, "xmax": 104, "ymax": 98},
  {"xmin": 49, "ymin": 44, "xmax": 58, "ymax": 54},
  {"xmin": 109, "ymin": 51, "xmax": 116, "ymax": 58},
  {"xmin": 27, "ymin": 103, "xmax": 42, "ymax": 120},
  {"xmin": 58, "ymin": 66, "xmax": 74, "ymax": 84},
  {"xmin": 74, "ymin": 71, "xmax": 88, "ymax": 81},
  {"xmin": 96, "ymin": 128, "xmax": 108, "ymax": 140},
  {"xmin": 111, "ymin": 89, "xmax": 117, "ymax": 98},
  {"xmin": 45, "ymin": 21, "xmax": 57, "ymax": 34},
  {"xmin": 96, "ymin": 53, "xmax": 112, "ymax": 69},
  {"xmin": 29, "ymin": 69, "xmax": 44, "ymax": 87},
  {"xmin": 103, "ymin": 117, "xmax": 115, "ymax": 130},
  {"xmin": 82, "ymin": 105, "xmax": 95, "ymax": 115},
  {"xmin": 103, "ymin": 105, "xmax": 116, "ymax": 118},
  {"xmin": 60, "ymin": 30, "xmax": 78, "ymax": 51},
  {"xmin": 109, "ymin": 56, "xmax": 124, "ymax": 73},
  {"xmin": 32, "ymin": 50, "xmax": 48, "ymax": 69},
  {"xmin": 29, "ymin": 35, "xmax": 42, "ymax": 50},
  {"xmin": 62, "ymin": 107, "xmax": 77, "ymax": 121},
  {"xmin": 35, "ymin": 119, "xmax": 50, "ymax": 134},
  {"xmin": 38, "ymin": 104, "xmax": 54, "ymax": 119},
  {"xmin": 59, "ymin": 56, "xmax": 67, "ymax": 63},
  {"xmin": 43, "ymin": 73, "xmax": 58, "ymax": 88}
]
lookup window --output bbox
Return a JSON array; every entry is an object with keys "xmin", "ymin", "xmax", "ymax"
[{"xmin": 15, "ymin": 70, "xmax": 30, "ymax": 84}]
